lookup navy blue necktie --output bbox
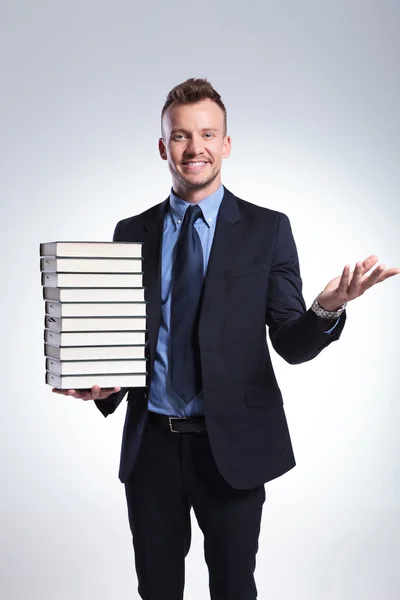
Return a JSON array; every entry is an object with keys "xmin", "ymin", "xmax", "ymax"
[{"xmin": 170, "ymin": 204, "xmax": 204, "ymax": 403}]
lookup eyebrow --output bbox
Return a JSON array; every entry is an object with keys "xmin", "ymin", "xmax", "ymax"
[{"xmin": 170, "ymin": 127, "xmax": 220, "ymax": 134}]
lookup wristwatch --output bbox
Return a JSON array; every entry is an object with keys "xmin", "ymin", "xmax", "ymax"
[{"xmin": 311, "ymin": 297, "xmax": 347, "ymax": 319}]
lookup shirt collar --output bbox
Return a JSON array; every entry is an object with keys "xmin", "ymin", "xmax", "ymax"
[{"xmin": 169, "ymin": 184, "xmax": 224, "ymax": 229}]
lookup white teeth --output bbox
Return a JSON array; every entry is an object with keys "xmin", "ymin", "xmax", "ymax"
[{"xmin": 186, "ymin": 162, "xmax": 206, "ymax": 166}]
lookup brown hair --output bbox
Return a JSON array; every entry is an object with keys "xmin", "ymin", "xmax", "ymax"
[{"xmin": 161, "ymin": 78, "xmax": 227, "ymax": 136}]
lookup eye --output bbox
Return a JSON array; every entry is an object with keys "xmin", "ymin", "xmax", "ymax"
[
  {"xmin": 173, "ymin": 134, "xmax": 186, "ymax": 141},
  {"xmin": 203, "ymin": 132, "xmax": 214, "ymax": 139}
]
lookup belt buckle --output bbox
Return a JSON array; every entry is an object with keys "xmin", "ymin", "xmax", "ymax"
[{"xmin": 169, "ymin": 416, "xmax": 186, "ymax": 433}]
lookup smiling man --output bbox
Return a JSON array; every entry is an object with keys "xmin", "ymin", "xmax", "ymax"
[
  {"xmin": 159, "ymin": 95, "xmax": 231, "ymax": 201},
  {"xmin": 53, "ymin": 78, "xmax": 400, "ymax": 600}
]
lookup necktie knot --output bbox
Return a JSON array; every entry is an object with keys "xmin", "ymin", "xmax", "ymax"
[{"xmin": 185, "ymin": 204, "xmax": 203, "ymax": 225}]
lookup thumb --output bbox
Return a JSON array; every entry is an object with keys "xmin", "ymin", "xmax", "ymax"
[{"xmin": 91, "ymin": 385, "xmax": 101, "ymax": 399}]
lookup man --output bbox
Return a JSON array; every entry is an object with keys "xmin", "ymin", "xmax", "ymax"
[{"xmin": 53, "ymin": 78, "xmax": 399, "ymax": 600}]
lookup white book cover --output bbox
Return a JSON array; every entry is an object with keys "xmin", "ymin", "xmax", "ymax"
[
  {"xmin": 46, "ymin": 371, "xmax": 146, "ymax": 389},
  {"xmin": 40, "ymin": 241, "xmax": 143, "ymax": 258},
  {"xmin": 42, "ymin": 272, "xmax": 144, "ymax": 288},
  {"xmin": 45, "ymin": 315, "xmax": 147, "ymax": 332},
  {"xmin": 43, "ymin": 287, "xmax": 146, "ymax": 302},
  {"xmin": 46, "ymin": 358, "xmax": 147, "ymax": 375},
  {"xmin": 45, "ymin": 301, "xmax": 147, "ymax": 317},
  {"xmin": 44, "ymin": 329, "xmax": 146, "ymax": 347},
  {"xmin": 40, "ymin": 257, "xmax": 143, "ymax": 273},
  {"xmin": 45, "ymin": 344, "xmax": 146, "ymax": 361}
]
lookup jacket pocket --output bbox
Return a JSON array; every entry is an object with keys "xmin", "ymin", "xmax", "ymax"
[{"xmin": 224, "ymin": 263, "xmax": 266, "ymax": 280}]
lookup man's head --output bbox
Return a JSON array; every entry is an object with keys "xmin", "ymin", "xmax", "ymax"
[{"xmin": 159, "ymin": 78, "xmax": 231, "ymax": 202}]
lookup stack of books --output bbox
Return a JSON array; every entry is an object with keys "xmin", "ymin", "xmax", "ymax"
[{"xmin": 40, "ymin": 241, "xmax": 147, "ymax": 389}]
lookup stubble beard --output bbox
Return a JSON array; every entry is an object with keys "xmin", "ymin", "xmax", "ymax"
[{"xmin": 174, "ymin": 163, "xmax": 220, "ymax": 191}]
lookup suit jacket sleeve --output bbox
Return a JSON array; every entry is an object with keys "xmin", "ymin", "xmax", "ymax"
[{"xmin": 266, "ymin": 213, "xmax": 346, "ymax": 364}]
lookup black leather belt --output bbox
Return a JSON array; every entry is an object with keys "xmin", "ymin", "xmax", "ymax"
[{"xmin": 148, "ymin": 411, "xmax": 207, "ymax": 433}]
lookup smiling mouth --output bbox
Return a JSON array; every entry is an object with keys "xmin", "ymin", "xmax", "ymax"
[{"xmin": 182, "ymin": 161, "xmax": 209, "ymax": 169}]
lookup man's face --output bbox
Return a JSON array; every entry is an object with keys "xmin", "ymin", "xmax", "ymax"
[{"xmin": 159, "ymin": 99, "xmax": 231, "ymax": 195}]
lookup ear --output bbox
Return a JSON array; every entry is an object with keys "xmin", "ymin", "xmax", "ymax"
[
  {"xmin": 222, "ymin": 135, "xmax": 232, "ymax": 159},
  {"xmin": 159, "ymin": 138, "xmax": 167, "ymax": 160}
]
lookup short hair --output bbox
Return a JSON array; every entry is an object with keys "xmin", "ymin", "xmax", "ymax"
[{"xmin": 161, "ymin": 78, "xmax": 227, "ymax": 136}]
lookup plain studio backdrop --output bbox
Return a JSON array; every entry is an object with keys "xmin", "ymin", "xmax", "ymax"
[{"xmin": 1, "ymin": 1, "xmax": 399, "ymax": 599}]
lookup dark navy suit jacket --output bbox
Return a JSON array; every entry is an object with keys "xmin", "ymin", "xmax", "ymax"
[{"xmin": 95, "ymin": 187, "xmax": 346, "ymax": 489}]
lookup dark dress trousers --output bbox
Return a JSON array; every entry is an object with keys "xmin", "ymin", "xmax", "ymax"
[{"xmin": 95, "ymin": 186, "xmax": 346, "ymax": 488}]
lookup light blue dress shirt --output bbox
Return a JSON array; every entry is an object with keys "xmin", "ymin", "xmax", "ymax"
[
  {"xmin": 147, "ymin": 185, "xmax": 339, "ymax": 417},
  {"xmin": 147, "ymin": 184, "xmax": 224, "ymax": 417}
]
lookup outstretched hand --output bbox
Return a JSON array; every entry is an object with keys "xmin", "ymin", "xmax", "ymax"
[
  {"xmin": 52, "ymin": 385, "xmax": 121, "ymax": 401},
  {"xmin": 317, "ymin": 255, "xmax": 400, "ymax": 311}
]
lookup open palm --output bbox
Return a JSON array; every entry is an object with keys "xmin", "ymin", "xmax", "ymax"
[{"xmin": 318, "ymin": 255, "xmax": 400, "ymax": 311}]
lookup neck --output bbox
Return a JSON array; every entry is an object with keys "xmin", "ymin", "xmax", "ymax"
[{"xmin": 172, "ymin": 177, "xmax": 222, "ymax": 204}]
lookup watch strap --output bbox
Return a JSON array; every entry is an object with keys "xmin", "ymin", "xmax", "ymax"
[{"xmin": 311, "ymin": 297, "xmax": 347, "ymax": 319}]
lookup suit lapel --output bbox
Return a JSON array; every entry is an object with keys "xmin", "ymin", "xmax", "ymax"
[
  {"xmin": 198, "ymin": 187, "xmax": 242, "ymax": 347},
  {"xmin": 142, "ymin": 199, "xmax": 169, "ymax": 367},
  {"xmin": 142, "ymin": 187, "xmax": 242, "ymax": 356}
]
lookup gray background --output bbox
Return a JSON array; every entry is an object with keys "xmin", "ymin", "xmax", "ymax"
[{"xmin": 1, "ymin": 1, "xmax": 399, "ymax": 598}]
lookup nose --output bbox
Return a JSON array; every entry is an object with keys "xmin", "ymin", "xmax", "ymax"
[{"xmin": 186, "ymin": 134, "xmax": 204, "ymax": 157}]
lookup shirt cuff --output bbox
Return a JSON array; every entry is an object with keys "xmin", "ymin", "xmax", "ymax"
[{"xmin": 324, "ymin": 317, "xmax": 340, "ymax": 334}]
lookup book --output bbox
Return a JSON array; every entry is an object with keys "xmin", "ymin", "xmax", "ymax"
[
  {"xmin": 45, "ymin": 343, "xmax": 146, "ymax": 361},
  {"xmin": 45, "ymin": 315, "xmax": 147, "ymax": 332},
  {"xmin": 44, "ymin": 329, "xmax": 146, "ymax": 347},
  {"xmin": 46, "ymin": 357, "xmax": 147, "ymax": 375},
  {"xmin": 40, "ymin": 257, "xmax": 143, "ymax": 273},
  {"xmin": 40, "ymin": 241, "xmax": 142, "ymax": 258},
  {"xmin": 43, "ymin": 287, "xmax": 146, "ymax": 302},
  {"xmin": 46, "ymin": 371, "xmax": 146, "ymax": 389},
  {"xmin": 42, "ymin": 273, "xmax": 143, "ymax": 288},
  {"xmin": 45, "ymin": 301, "xmax": 147, "ymax": 318}
]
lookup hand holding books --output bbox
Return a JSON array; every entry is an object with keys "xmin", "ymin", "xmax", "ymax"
[{"xmin": 52, "ymin": 385, "xmax": 121, "ymax": 400}]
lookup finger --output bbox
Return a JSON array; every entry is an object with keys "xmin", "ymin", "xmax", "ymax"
[
  {"xmin": 66, "ymin": 388, "xmax": 93, "ymax": 399},
  {"xmin": 95, "ymin": 387, "xmax": 121, "ymax": 400},
  {"xmin": 359, "ymin": 264, "xmax": 386, "ymax": 293},
  {"xmin": 369, "ymin": 264, "xmax": 386, "ymax": 283},
  {"xmin": 83, "ymin": 386, "xmax": 118, "ymax": 401},
  {"xmin": 361, "ymin": 255, "xmax": 379, "ymax": 274},
  {"xmin": 52, "ymin": 386, "xmax": 121, "ymax": 400},
  {"xmin": 52, "ymin": 388, "xmax": 77, "ymax": 396},
  {"xmin": 375, "ymin": 267, "xmax": 400, "ymax": 283},
  {"xmin": 96, "ymin": 386, "xmax": 121, "ymax": 396},
  {"xmin": 336, "ymin": 264, "xmax": 351, "ymax": 296},
  {"xmin": 91, "ymin": 385, "xmax": 101, "ymax": 399},
  {"xmin": 75, "ymin": 388, "xmax": 98, "ymax": 400},
  {"xmin": 66, "ymin": 388, "xmax": 85, "ymax": 398},
  {"xmin": 348, "ymin": 261, "xmax": 364, "ymax": 296},
  {"xmin": 61, "ymin": 390, "xmax": 82, "ymax": 398}
]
